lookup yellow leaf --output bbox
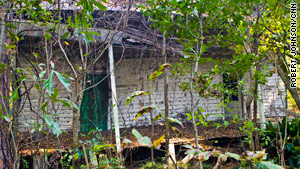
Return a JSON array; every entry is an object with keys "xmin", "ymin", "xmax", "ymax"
[
  {"xmin": 153, "ymin": 134, "xmax": 165, "ymax": 148},
  {"xmin": 65, "ymin": 41, "xmax": 69, "ymax": 46}
]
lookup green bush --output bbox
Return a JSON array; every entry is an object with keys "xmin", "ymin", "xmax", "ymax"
[{"xmin": 261, "ymin": 117, "xmax": 300, "ymax": 167}]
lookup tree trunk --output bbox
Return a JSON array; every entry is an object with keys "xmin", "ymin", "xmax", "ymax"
[
  {"xmin": 162, "ymin": 31, "xmax": 170, "ymax": 169},
  {"xmin": 268, "ymin": 51, "xmax": 300, "ymax": 110},
  {"xmin": 0, "ymin": 7, "xmax": 13, "ymax": 168},
  {"xmin": 72, "ymin": 78, "xmax": 80, "ymax": 148}
]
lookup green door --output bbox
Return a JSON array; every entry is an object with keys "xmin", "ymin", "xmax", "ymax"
[{"xmin": 80, "ymin": 74, "xmax": 109, "ymax": 132}]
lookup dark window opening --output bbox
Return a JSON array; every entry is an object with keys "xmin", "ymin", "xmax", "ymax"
[{"xmin": 223, "ymin": 73, "xmax": 239, "ymax": 102}]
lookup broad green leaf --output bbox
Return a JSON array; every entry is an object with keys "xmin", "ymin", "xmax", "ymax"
[
  {"xmin": 138, "ymin": 136, "xmax": 152, "ymax": 147},
  {"xmin": 258, "ymin": 162, "xmax": 284, "ymax": 169},
  {"xmin": 126, "ymin": 91, "xmax": 150, "ymax": 105},
  {"xmin": 54, "ymin": 71, "xmax": 71, "ymax": 92},
  {"xmin": 225, "ymin": 152, "xmax": 240, "ymax": 160},
  {"xmin": 132, "ymin": 128, "xmax": 143, "ymax": 140}
]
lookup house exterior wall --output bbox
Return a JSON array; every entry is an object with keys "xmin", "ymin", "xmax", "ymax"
[
  {"xmin": 17, "ymin": 58, "xmax": 73, "ymax": 132},
  {"xmin": 242, "ymin": 63, "xmax": 286, "ymax": 118},
  {"xmin": 113, "ymin": 57, "xmax": 224, "ymax": 129},
  {"xmin": 16, "ymin": 49, "xmax": 286, "ymax": 132}
]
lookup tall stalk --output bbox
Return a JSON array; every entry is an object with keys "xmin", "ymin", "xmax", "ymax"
[{"xmin": 162, "ymin": 30, "xmax": 170, "ymax": 169}]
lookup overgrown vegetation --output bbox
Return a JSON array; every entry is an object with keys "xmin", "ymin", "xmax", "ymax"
[{"xmin": 0, "ymin": 0, "xmax": 299, "ymax": 168}]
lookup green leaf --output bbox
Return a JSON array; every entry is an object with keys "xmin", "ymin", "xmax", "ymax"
[
  {"xmin": 44, "ymin": 114, "xmax": 61, "ymax": 137},
  {"xmin": 74, "ymin": 28, "xmax": 79, "ymax": 37},
  {"xmin": 132, "ymin": 128, "xmax": 143, "ymax": 140},
  {"xmin": 193, "ymin": 7, "xmax": 198, "ymax": 16},
  {"xmin": 198, "ymin": 151, "xmax": 212, "ymax": 161},
  {"xmin": 122, "ymin": 138, "xmax": 132, "ymax": 144},
  {"xmin": 2, "ymin": 115, "xmax": 11, "ymax": 122},
  {"xmin": 286, "ymin": 143, "xmax": 293, "ymax": 152},
  {"xmin": 167, "ymin": 117, "xmax": 183, "ymax": 127},
  {"xmin": 44, "ymin": 32, "xmax": 51, "ymax": 40},
  {"xmin": 74, "ymin": 153, "xmax": 79, "ymax": 160},
  {"xmin": 219, "ymin": 154, "xmax": 227, "ymax": 162},
  {"xmin": 258, "ymin": 162, "xmax": 284, "ymax": 169},
  {"xmin": 62, "ymin": 31, "xmax": 69, "ymax": 40},
  {"xmin": 224, "ymin": 121, "xmax": 229, "ymax": 128},
  {"xmin": 91, "ymin": 0, "xmax": 107, "ymax": 11},
  {"xmin": 5, "ymin": 45, "xmax": 16, "ymax": 49},
  {"xmin": 35, "ymin": 83, "xmax": 40, "ymax": 90},
  {"xmin": 149, "ymin": 63, "xmax": 171, "ymax": 81},
  {"xmin": 126, "ymin": 91, "xmax": 150, "ymax": 105},
  {"xmin": 186, "ymin": 113, "xmax": 192, "ymax": 120},
  {"xmin": 138, "ymin": 136, "xmax": 152, "ymax": 147},
  {"xmin": 134, "ymin": 106, "xmax": 156, "ymax": 120},
  {"xmin": 62, "ymin": 99, "xmax": 79, "ymax": 110},
  {"xmin": 225, "ymin": 152, "xmax": 240, "ymax": 160},
  {"xmin": 82, "ymin": 33, "xmax": 89, "ymax": 44},
  {"xmin": 54, "ymin": 71, "xmax": 71, "ymax": 92},
  {"xmin": 43, "ymin": 71, "xmax": 54, "ymax": 95},
  {"xmin": 9, "ymin": 86, "xmax": 20, "ymax": 103},
  {"xmin": 57, "ymin": 99, "xmax": 71, "ymax": 108}
]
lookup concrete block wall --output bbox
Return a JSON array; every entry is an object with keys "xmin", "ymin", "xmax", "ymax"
[
  {"xmin": 113, "ymin": 57, "xmax": 224, "ymax": 129},
  {"xmin": 17, "ymin": 57, "xmax": 73, "ymax": 132},
  {"xmin": 16, "ymin": 53, "xmax": 286, "ymax": 132},
  {"xmin": 242, "ymin": 62, "xmax": 286, "ymax": 118}
]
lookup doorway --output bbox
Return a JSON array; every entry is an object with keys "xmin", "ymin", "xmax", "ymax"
[{"xmin": 80, "ymin": 74, "xmax": 109, "ymax": 132}]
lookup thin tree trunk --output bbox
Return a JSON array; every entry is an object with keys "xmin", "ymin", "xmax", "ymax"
[
  {"xmin": 0, "ymin": 5, "xmax": 14, "ymax": 168},
  {"xmin": 72, "ymin": 78, "xmax": 80, "ymax": 148},
  {"xmin": 147, "ymin": 80, "xmax": 155, "ymax": 166},
  {"xmin": 162, "ymin": 31, "xmax": 170, "ymax": 169}
]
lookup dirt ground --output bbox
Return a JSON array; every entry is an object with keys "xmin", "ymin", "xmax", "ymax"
[{"xmin": 19, "ymin": 121, "xmax": 244, "ymax": 151}]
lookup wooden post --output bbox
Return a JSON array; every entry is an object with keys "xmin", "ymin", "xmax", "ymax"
[
  {"xmin": 109, "ymin": 44, "xmax": 122, "ymax": 157},
  {"xmin": 258, "ymin": 84, "xmax": 266, "ymax": 129},
  {"xmin": 168, "ymin": 143, "xmax": 176, "ymax": 167}
]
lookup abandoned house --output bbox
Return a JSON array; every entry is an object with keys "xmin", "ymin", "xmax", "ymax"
[{"xmin": 14, "ymin": 2, "xmax": 286, "ymax": 132}]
